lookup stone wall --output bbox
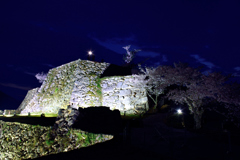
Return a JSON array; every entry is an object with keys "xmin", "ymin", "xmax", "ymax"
[
  {"xmin": 20, "ymin": 59, "xmax": 109, "ymax": 115},
  {"xmin": 101, "ymin": 75, "xmax": 148, "ymax": 115},
  {"xmin": 19, "ymin": 59, "xmax": 149, "ymax": 116},
  {"xmin": 0, "ymin": 120, "xmax": 113, "ymax": 159},
  {"xmin": 70, "ymin": 74, "xmax": 102, "ymax": 108},
  {"xmin": 3, "ymin": 110, "xmax": 16, "ymax": 115},
  {"xmin": 17, "ymin": 88, "xmax": 39, "ymax": 112}
]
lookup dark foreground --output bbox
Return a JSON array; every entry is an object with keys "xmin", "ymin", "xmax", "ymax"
[
  {"xmin": 34, "ymin": 112, "xmax": 240, "ymax": 160},
  {"xmin": 34, "ymin": 135, "xmax": 172, "ymax": 160},
  {"xmin": 1, "ymin": 112, "xmax": 240, "ymax": 160}
]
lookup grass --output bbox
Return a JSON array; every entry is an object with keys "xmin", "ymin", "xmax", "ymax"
[
  {"xmin": 0, "ymin": 110, "xmax": 146, "ymax": 119},
  {"xmin": 0, "ymin": 114, "xmax": 58, "ymax": 118},
  {"xmin": 121, "ymin": 114, "xmax": 146, "ymax": 120}
]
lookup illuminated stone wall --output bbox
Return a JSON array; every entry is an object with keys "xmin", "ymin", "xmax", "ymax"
[
  {"xmin": 19, "ymin": 59, "xmax": 149, "ymax": 115},
  {"xmin": 20, "ymin": 59, "xmax": 109, "ymax": 115},
  {"xmin": 101, "ymin": 75, "xmax": 148, "ymax": 115},
  {"xmin": 17, "ymin": 88, "xmax": 39, "ymax": 112}
]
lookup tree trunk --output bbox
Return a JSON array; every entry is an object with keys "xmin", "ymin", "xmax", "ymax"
[
  {"xmin": 184, "ymin": 99, "xmax": 204, "ymax": 130},
  {"xmin": 193, "ymin": 107, "xmax": 204, "ymax": 130},
  {"xmin": 193, "ymin": 112, "xmax": 202, "ymax": 130},
  {"xmin": 153, "ymin": 95, "xmax": 158, "ymax": 109}
]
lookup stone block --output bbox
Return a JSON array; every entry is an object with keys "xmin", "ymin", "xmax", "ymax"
[
  {"xmin": 116, "ymin": 81, "xmax": 123, "ymax": 88},
  {"xmin": 3, "ymin": 110, "xmax": 16, "ymax": 115},
  {"xmin": 103, "ymin": 86, "xmax": 114, "ymax": 93},
  {"xmin": 119, "ymin": 89, "xmax": 132, "ymax": 96},
  {"xmin": 135, "ymin": 97, "xmax": 148, "ymax": 104}
]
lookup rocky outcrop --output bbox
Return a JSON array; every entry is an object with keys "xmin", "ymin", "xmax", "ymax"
[
  {"xmin": 0, "ymin": 120, "xmax": 113, "ymax": 159},
  {"xmin": 52, "ymin": 105, "xmax": 122, "ymax": 135},
  {"xmin": 18, "ymin": 59, "xmax": 149, "ymax": 116},
  {"xmin": 73, "ymin": 107, "xmax": 123, "ymax": 134},
  {"xmin": 53, "ymin": 105, "xmax": 79, "ymax": 136}
]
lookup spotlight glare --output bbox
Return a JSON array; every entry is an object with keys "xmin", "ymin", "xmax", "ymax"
[
  {"xmin": 88, "ymin": 51, "xmax": 93, "ymax": 55},
  {"xmin": 177, "ymin": 109, "xmax": 182, "ymax": 114}
]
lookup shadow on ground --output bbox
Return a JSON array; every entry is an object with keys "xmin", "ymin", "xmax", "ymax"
[{"xmin": 33, "ymin": 136, "xmax": 173, "ymax": 160}]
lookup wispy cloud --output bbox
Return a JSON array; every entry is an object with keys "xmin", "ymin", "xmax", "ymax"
[
  {"xmin": 233, "ymin": 67, "xmax": 240, "ymax": 78},
  {"xmin": 0, "ymin": 83, "xmax": 33, "ymax": 91},
  {"xmin": 190, "ymin": 54, "xmax": 215, "ymax": 69},
  {"xmin": 162, "ymin": 55, "xmax": 168, "ymax": 62},
  {"xmin": 137, "ymin": 50, "xmax": 160, "ymax": 58},
  {"xmin": 92, "ymin": 36, "xmax": 135, "ymax": 54},
  {"xmin": 232, "ymin": 73, "xmax": 240, "ymax": 77},
  {"xmin": 202, "ymin": 70, "xmax": 213, "ymax": 75},
  {"xmin": 24, "ymin": 71, "xmax": 36, "ymax": 76},
  {"xmin": 150, "ymin": 55, "xmax": 168, "ymax": 67},
  {"xmin": 234, "ymin": 67, "xmax": 240, "ymax": 71},
  {"xmin": 42, "ymin": 63, "xmax": 55, "ymax": 68},
  {"xmin": 5, "ymin": 64, "xmax": 39, "ymax": 76},
  {"xmin": 92, "ymin": 36, "xmax": 160, "ymax": 58}
]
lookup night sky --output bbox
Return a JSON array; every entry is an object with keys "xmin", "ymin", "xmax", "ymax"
[{"xmin": 0, "ymin": 0, "xmax": 240, "ymax": 101}]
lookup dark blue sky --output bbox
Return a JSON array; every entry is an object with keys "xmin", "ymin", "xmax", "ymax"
[{"xmin": 0, "ymin": 0, "xmax": 240, "ymax": 101}]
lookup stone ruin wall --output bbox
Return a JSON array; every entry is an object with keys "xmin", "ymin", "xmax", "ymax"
[
  {"xmin": 101, "ymin": 76, "xmax": 148, "ymax": 115},
  {"xmin": 18, "ymin": 59, "xmax": 149, "ymax": 115},
  {"xmin": 0, "ymin": 120, "xmax": 113, "ymax": 159},
  {"xmin": 19, "ymin": 59, "xmax": 109, "ymax": 114},
  {"xmin": 17, "ymin": 88, "xmax": 39, "ymax": 112}
]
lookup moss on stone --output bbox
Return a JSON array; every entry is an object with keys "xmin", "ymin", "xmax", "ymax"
[
  {"xmin": 55, "ymin": 87, "xmax": 58, "ymax": 93},
  {"xmin": 94, "ymin": 76, "xmax": 103, "ymax": 105}
]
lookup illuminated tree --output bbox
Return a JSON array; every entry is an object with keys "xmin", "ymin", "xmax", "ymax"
[
  {"xmin": 139, "ymin": 62, "xmax": 240, "ymax": 129},
  {"xmin": 35, "ymin": 72, "xmax": 47, "ymax": 83},
  {"xmin": 214, "ymin": 82, "xmax": 240, "ymax": 125},
  {"xmin": 123, "ymin": 45, "xmax": 141, "ymax": 64},
  {"xmin": 138, "ymin": 64, "xmax": 166, "ymax": 109},
  {"xmin": 166, "ymin": 68, "xmax": 230, "ymax": 129},
  {"xmin": 162, "ymin": 63, "xmax": 240, "ymax": 129}
]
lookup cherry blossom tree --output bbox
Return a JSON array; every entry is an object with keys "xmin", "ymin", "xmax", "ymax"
[
  {"xmin": 214, "ymin": 81, "xmax": 240, "ymax": 126},
  {"xmin": 139, "ymin": 62, "xmax": 240, "ymax": 129},
  {"xmin": 138, "ymin": 64, "xmax": 166, "ymax": 109},
  {"xmin": 123, "ymin": 45, "xmax": 141, "ymax": 64},
  {"xmin": 167, "ymin": 74, "xmax": 227, "ymax": 129}
]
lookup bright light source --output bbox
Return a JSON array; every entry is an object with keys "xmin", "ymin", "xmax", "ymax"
[
  {"xmin": 177, "ymin": 109, "xmax": 182, "ymax": 114},
  {"xmin": 88, "ymin": 51, "xmax": 93, "ymax": 55}
]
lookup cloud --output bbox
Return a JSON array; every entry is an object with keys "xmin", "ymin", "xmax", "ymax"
[
  {"xmin": 5, "ymin": 64, "xmax": 40, "ymax": 76},
  {"xmin": 162, "ymin": 55, "xmax": 168, "ymax": 62},
  {"xmin": 153, "ymin": 62, "xmax": 161, "ymax": 67},
  {"xmin": 0, "ymin": 83, "xmax": 33, "ymax": 91},
  {"xmin": 92, "ymin": 36, "xmax": 135, "ymax": 53},
  {"xmin": 232, "ymin": 67, "xmax": 240, "ymax": 77},
  {"xmin": 24, "ymin": 71, "xmax": 36, "ymax": 76},
  {"xmin": 137, "ymin": 50, "xmax": 160, "ymax": 58},
  {"xmin": 42, "ymin": 63, "xmax": 55, "ymax": 68},
  {"xmin": 92, "ymin": 36, "xmax": 160, "ymax": 58},
  {"xmin": 234, "ymin": 67, "xmax": 240, "ymax": 71},
  {"xmin": 202, "ymin": 70, "xmax": 213, "ymax": 75},
  {"xmin": 190, "ymin": 54, "xmax": 215, "ymax": 69},
  {"xmin": 232, "ymin": 73, "xmax": 240, "ymax": 77}
]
